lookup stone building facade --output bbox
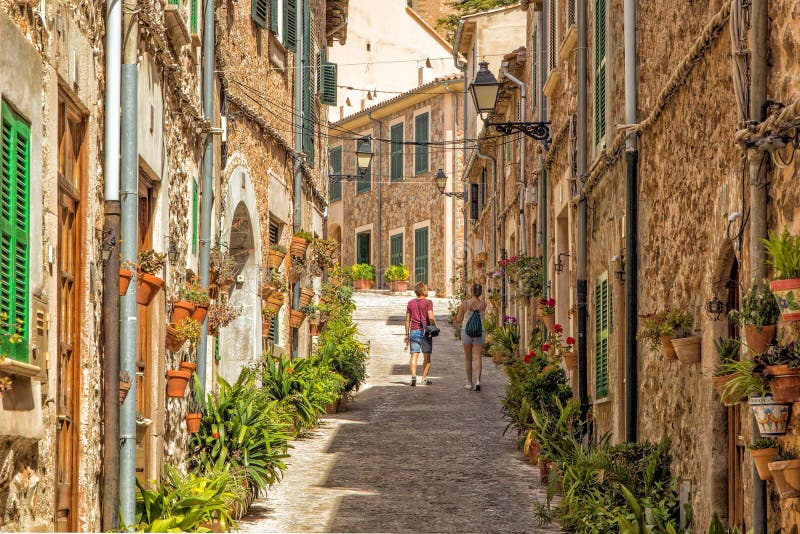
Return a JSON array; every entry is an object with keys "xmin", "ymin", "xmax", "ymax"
[{"xmin": 328, "ymin": 76, "xmax": 464, "ymax": 296}]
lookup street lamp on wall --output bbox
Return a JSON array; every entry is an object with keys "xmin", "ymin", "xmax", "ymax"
[
  {"xmin": 705, "ymin": 294, "xmax": 726, "ymax": 321},
  {"xmin": 435, "ymin": 169, "xmax": 465, "ymax": 199},
  {"xmin": 554, "ymin": 252, "xmax": 570, "ymax": 273},
  {"xmin": 329, "ymin": 136, "xmax": 374, "ymax": 182}
]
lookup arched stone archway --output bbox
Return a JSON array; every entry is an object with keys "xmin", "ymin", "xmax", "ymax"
[{"xmin": 218, "ymin": 166, "xmax": 264, "ymax": 383}]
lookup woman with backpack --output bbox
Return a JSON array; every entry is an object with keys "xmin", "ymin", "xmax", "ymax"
[{"xmin": 456, "ymin": 283, "xmax": 487, "ymax": 391}]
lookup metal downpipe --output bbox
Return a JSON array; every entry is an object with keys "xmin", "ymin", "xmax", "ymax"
[
  {"xmin": 368, "ymin": 113, "xmax": 383, "ymax": 288},
  {"xmin": 576, "ymin": 0, "xmax": 589, "ymax": 418}
]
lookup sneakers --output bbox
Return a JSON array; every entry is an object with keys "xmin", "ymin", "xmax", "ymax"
[
  {"xmin": 464, "ymin": 383, "xmax": 473, "ymax": 390},
  {"xmin": 421, "ymin": 378, "xmax": 432, "ymax": 385},
  {"xmin": 474, "ymin": 382, "xmax": 481, "ymax": 392},
  {"xmin": 410, "ymin": 376, "xmax": 417, "ymax": 387}
]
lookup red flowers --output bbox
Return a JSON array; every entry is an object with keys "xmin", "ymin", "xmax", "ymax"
[
  {"xmin": 539, "ymin": 297, "xmax": 547, "ymax": 305},
  {"xmin": 566, "ymin": 336, "xmax": 576, "ymax": 345},
  {"xmin": 212, "ymin": 432, "xmax": 220, "ymax": 439},
  {"xmin": 546, "ymin": 298, "xmax": 555, "ymax": 307},
  {"xmin": 554, "ymin": 323, "xmax": 563, "ymax": 333},
  {"xmin": 499, "ymin": 255, "xmax": 520, "ymax": 267},
  {"xmin": 541, "ymin": 343, "xmax": 550, "ymax": 352},
  {"xmin": 524, "ymin": 350, "xmax": 535, "ymax": 364}
]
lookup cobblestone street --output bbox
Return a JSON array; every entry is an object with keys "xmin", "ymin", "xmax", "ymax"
[{"xmin": 238, "ymin": 293, "xmax": 561, "ymax": 533}]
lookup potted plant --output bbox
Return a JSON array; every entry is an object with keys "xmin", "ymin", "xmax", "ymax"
[
  {"xmin": 750, "ymin": 394, "xmax": 791, "ymax": 437},
  {"xmin": 670, "ymin": 312, "xmax": 700, "ymax": 364},
  {"xmin": 180, "ymin": 278, "xmax": 210, "ymax": 323},
  {"xmin": 170, "ymin": 296, "xmax": 196, "ymax": 324},
  {"xmin": 637, "ymin": 310, "xmax": 692, "ymax": 360},
  {"xmin": 352, "ymin": 263, "xmax": 375, "ymax": 290},
  {"xmin": 166, "ymin": 367, "xmax": 192, "ymax": 398},
  {"xmin": 119, "ymin": 371, "xmax": 132, "ymax": 403},
  {"xmin": 185, "ymin": 376, "xmax": 203, "ymax": 434},
  {"xmin": 299, "ymin": 287, "xmax": 315, "ymax": 307},
  {"xmin": 561, "ymin": 335, "xmax": 577, "ymax": 371},
  {"xmin": 291, "ymin": 230, "xmax": 313, "ymax": 258},
  {"xmin": 712, "ymin": 337, "xmax": 743, "ymax": 404},
  {"xmin": 764, "ymin": 228, "xmax": 800, "ymax": 321},
  {"xmin": 289, "ymin": 308, "xmax": 307, "ymax": 328},
  {"xmin": 523, "ymin": 430, "xmax": 539, "ymax": 465},
  {"xmin": 166, "ymin": 317, "xmax": 201, "ymax": 353},
  {"xmin": 206, "ymin": 301, "xmax": 240, "ymax": 336},
  {"xmin": 288, "ymin": 256, "xmax": 308, "ymax": 283},
  {"xmin": 302, "ymin": 305, "xmax": 322, "ymax": 335},
  {"xmin": 769, "ymin": 450, "xmax": 800, "ymax": 498},
  {"xmin": 209, "ymin": 245, "xmax": 237, "ymax": 292},
  {"xmin": 308, "ymin": 238, "xmax": 339, "ymax": 277},
  {"xmin": 120, "ymin": 265, "xmax": 134, "ymax": 296},
  {"xmin": 536, "ymin": 297, "xmax": 556, "ymax": 332},
  {"xmin": 384, "ymin": 265, "xmax": 411, "ymax": 292},
  {"xmin": 268, "ymin": 244, "xmax": 287, "ymax": 270},
  {"xmin": 760, "ymin": 342, "xmax": 800, "ymax": 403},
  {"xmin": 136, "ymin": 250, "xmax": 167, "ymax": 306},
  {"xmin": 748, "ymin": 437, "xmax": 779, "ymax": 481},
  {"xmin": 728, "ymin": 283, "xmax": 780, "ymax": 355}
]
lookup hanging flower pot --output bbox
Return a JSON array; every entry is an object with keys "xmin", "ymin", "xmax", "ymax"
[
  {"xmin": 299, "ymin": 288, "xmax": 315, "ymax": 307},
  {"xmin": 120, "ymin": 269, "xmax": 133, "ymax": 296},
  {"xmin": 119, "ymin": 380, "xmax": 131, "ymax": 403},
  {"xmin": 712, "ymin": 373, "xmax": 745, "ymax": 406},
  {"xmin": 671, "ymin": 335, "xmax": 701, "ymax": 364},
  {"xmin": 309, "ymin": 321, "xmax": 322, "ymax": 336},
  {"xmin": 749, "ymin": 396, "xmax": 791, "ymax": 436},
  {"xmin": 165, "ymin": 369, "xmax": 192, "ymax": 398},
  {"xmin": 660, "ymin": 335, "xmax": 677, "ymax": 359},
  {"xmin": 264, "ymin": 293, "xmax": 285, "ymax": 314},
  {"xmin": 262, "ymin": 283, "xmax": 277, "ymax": 298},
  {"xmin": 562, "ymin": 351, "xmax": 578, "ymax": 371},
  {"xmin": 290, "ymin": 236, "xmax": 310, "ymax": 258},
  {"xmin": 179, "ymin": 361, "xmax": 197, "ymax": 374},
  {"xmin": 208, "ymin": 284, "xmax": 219, "ymax": 300},
  {"xmin": 769, "ymin": 374, "xmax": 800, "ymax": 403},
  {"xmin": 769, "ymin": 279, "xmax": 800, "ymax": 322},
  {"xmin": 268, "ymin": 248, "xmax": 287, "ymax": 269},
  {"xmin": 185, "ymin": 413, "xmax": 202, "ymax": 434},
  {"xmin": 768, "ymin": 459, "xmax": 800, "ymax": 498},
  {"xmin": 744, "ymin": 325, "xmax": 776, "ymax": 355},
  {"xmin": 191, "ymin": 303, "xmax": 209, "ymax": 324},
  {"xmin": 137, "ymin": 273, "xmax": 165, "ymax": 306},
  {"xmin": 539, "ymin": 314, "xmax": 555, "ymax": 332},
  {"xmin": 171, "ymin": 300, "xmax": 196, "ymax": 324},
  {"xmin": 751, "ymin": 447, "xmax": 778, "ymax": 481},
  {"xmin": 166, "ymin": 324, "xmax": 186, "ymax": 352},
  {"xmin": 289, "ymin": 309, "xmax": 307, "ymax": 328}
]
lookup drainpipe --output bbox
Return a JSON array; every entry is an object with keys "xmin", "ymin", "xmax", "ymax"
[
  {"xmin": 750, "ymin": 0, "xmax": 768, "ymax": 531},
  {"xmin": 502, "ymin": 64, "xmax": 527, "ymax": 258},
  {"xmin": 196, "ymin": 0, "xmax": 216, "ymax": 389},
  {"xmin": 623, "ymin": 0, "xmax": 639, "ymax": 443},
  {"xmin": 368, "ymin": 112, "xmax": 382, "ymax": 288},
  {"xmin": 119, "ymin": 0, "xmax": 139, "ymax": 524},
  {"xmin": 539, "ymin": 8, "xmax": 548, "ymax": 296},
  {"xmin": 101, "ymin": 0, "xmax": 121, "ymax": 529},
  {"xmin": 292, "ymin": 0, "xmax": 305, "ymax": 347},
  {"xmin": 576, "ymin": 0, "xmax": 589, "ymax": 418}
]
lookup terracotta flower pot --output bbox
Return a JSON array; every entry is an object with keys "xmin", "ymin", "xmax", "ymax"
[
  {"xmin": 171, "ymin": 300, "xmax": 196, "ymax": 324},
  {"xmin": 290, "ymin": 236, "xmax": 309, "ymax": 258},
  {"xmin": 770, "ymin": 374, "xmax": 800, "ymax": 403},
  {"xmin": 751, "ymin": 447, "xmax": 778, "ymax": 481},
  {"xmin": 743, "ymin": 324, "xmax": 776, "ymax": 355},
  {"xmin": 299, "ymin": 288, "xmax": 315, "ymax": 307},
  {"xmin": 769, "ymin": 278, "xmax": 800, "ymax": 322},
  {"xmin": 166, "ymin": 369, "xmax": 192, "ymax": 398},
  {"xmin": 325, "ymin": 399, "xmax": 338, "ymax": 414},
  {"xmin": 389, "ymin": 280, "xmax": 410, "ymax": 292},
  {"xmin": 268, "ymin": 249, "xmax": 286, "ymax": 269},
  {"xmin": 712, "ymin": 373, "xmax": 744, "ymax": 406},
  {"xmin": 289, "ymin": 309, "xmax": 306, "ymax": 328},
  {"xmin": 264, "ymin": 293, "xmax": 285, "ymax": 314},
  {"xmin": 120, "ymin": 269, "xmax": 133, "ymax": 296},
  {"xmin": 191, "ymin": 303, "xmax": 209, "ymax": 324},
  {"xmin": 540, "ymin": 460, "xmax": 552, "ymax": 484},
  {"xmin": 179, "ymin": 361, "xmax": 197, "ymax": 373},
  {"xmin": 671, "ymin": 336, "xmax": 701, "ymax": 364},
  {"xmin": 309, "ymin": 321, "xmax": 322, "ymax": 336},
  {"xmin": 527, "ymin": 442, "xmax": 540, "ymax": 465},
  {"xmin": 537, "ymin": 313, "xmax": 555, "ymax": 332},
  {"xmin": 185, "ymin": 413, "xmax": 202, "ymax": 434},
  {"xmin": 749, "ymin": 396, "xmax": 791, "ymax": 436},
  {"xmin": 562, "ymin": 351, "xmax": 578, "ymax": 371},
  {"xmin": 262, "ymin": 283, "xmax": 277, "ymax": 298},
  {"xmin": 660, "ymin": 335, "xmax": 677, "ymax": 359},
  {"xmin": 119, "ymin": 381, "xmax": 131, "ymax": 403},
  {"xmin": 137, "ymin": 273, "xmax": 165, "ymax": 306},
  {"xmin": 768, "ymin": 459, "xmax": 800, "ymax": 498},
  {"xmin": 208, "ymin": 284, "xmax": 219, "ymax": 300},
  {"xmin": 764, "ymin": 364, "xmax": 800, "ymax": 377},
  {"xmin": 354, "ymin": 279, "xmax": 372, "ymax": 290},
  {"xmin": 166, "ymin": 324, "xmax": 186, "ymax": 352}
]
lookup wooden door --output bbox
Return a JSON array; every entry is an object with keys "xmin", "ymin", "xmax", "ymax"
[
  {"xmin": 55, "ymin": 97, "xmax": 84, "ymax": 532},
  {"xmin": 136, "ymin": 176, "xmax": 155, "ymax": 479}
]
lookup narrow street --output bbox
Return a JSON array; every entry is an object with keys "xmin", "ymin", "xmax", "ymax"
[{"xmin": 238, "ymin": 293, "xmax": 560, "ymax": 533}]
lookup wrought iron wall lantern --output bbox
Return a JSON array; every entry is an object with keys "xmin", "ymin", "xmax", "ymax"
[
  {"xmin": 468, "ymin": 61, "xmax": 551, "ymax": 144},
  {"xmin": 612, "ymin": 253, "xmax": 625, "ymax": 284},
  {"xmin": 328, "ymin": 136, "xmax": 374, "ymax": 182},
  {"xmin": 100, "ymin": 228, "xmax": 116, "ymax": 262},
  {"xmin": 554, "ymin": 252, "xmax": 570, "ymax": 273},
  {"xmin": 705, "ymin": 294, "xmax": 726, "ymax": 321},
  {"xmin": 435, "ymin": 169, "xmax": 465, "ymax": 198}
]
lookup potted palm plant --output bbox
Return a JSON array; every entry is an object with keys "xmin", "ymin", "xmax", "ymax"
[
  {"xmin": 384, "ymin": 264, "xmax": 411, "ymax": 293},
  {"xmin": 291, "ymin": 230, "xmax": 313, "ymax": 258},
  {"xmin": 352, "ymin": 263, "xmax": 375, "ymax": 290},
  {"xmin": 764, "ymin": 228, "xmax": 800, "ymax": 321},
  {"xmin": 268, "ymin": 244, "xmax": 287, "ymax": 269},
  {"xmin": 712, "ymin": 337, "xmax": 743, "ymax": 405},
  {"xmin": 728, "ymin": 283, "xmax": 780, "ymax": 355},
  {"xmin": 135, "ymin": 250, "xmax": 167, "ymax": 306},
  {"xmin": 769, "ymin": 450, "xmax": 800, "ymax": 498},
  {"xmin": 748, "ymin": 437, "xmax": 779, "ymax": 481}
]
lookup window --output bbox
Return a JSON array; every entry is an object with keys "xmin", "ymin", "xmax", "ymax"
[
  {"xmin": 390, "ymin": 233, "xmax": 403, "ymax": 266},
  {"xmin": 414, "ymin": 226, "xmax": 429, "ymax": 284},
  {"xmin": 594, "ymin": 0, "xmax": 607, "ymax": 148},
  {"xmin": 251, "ymin": 0, "xmax": 268, "ymax": 28},
  {"xmin": 192, "ymin": 179, "xmax": 198, "ymax": 255},
  {"xmin": 479, "ymin": 168, "xmax": 486, "ymax": 210},
  {"xmin": 548, "ymin": 0, "xmax": 557, "ymax": 70},
  {"xmin": 302, "ymin": 3, "xmax": 316, "ymax": 166},
  {"xmin": 469, "ymin": 183, "xmax": 479, "ymax": 221},
  {"xmin": 0, "ymin": 101, "xmax": 30, "ymax": 362},
  {"xmin": 268, "ymin": 220, "xmax": 280, "ymax": 246},
  {"xmin": 414, "ymin": 112, "xmax": 429, "ymax": 175},
  {"xmin": 283, "ymin": 0, "xmax": 297, "ymax": 51},
  {"xmin": 319, "ymin": 61, "xmax": 338, "ymax": 106},
  {"xmin": 328, "ymin": 146, "xmax": 342, "ymax": 202},
  {"xmin": 356, "ymin": 232, "xmax": 370, "ymax": 264},
  {"xmin": 390, "ymin": 122, "xmax": 404, "ymax": 181},
  {"xmin": 531, "ymin": 28, "xmax": 538, "ymax": 113},
  {"xmin": 594, "ymin": 274, "xmax": 612, "ymax": 399},
  {"xmin": 356, "ymin": 138, "xmax": 372, "ymax": 193}
]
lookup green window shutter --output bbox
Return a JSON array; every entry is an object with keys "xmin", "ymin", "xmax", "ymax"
[
  {"xmin": 531, "ymin": 28, "xmax": 537, "ymax": 113},
  {"xmin": 320, "ymin": 62, "xmax": 338, "ymax": 106},
  {"xmin": 252, "ymin": 0, "xmax": 268, "ymax": 28},
  {"xmin": 548, "ymin": 0, "xmax": 556, "ymax": 69},
  {"xmin": 356, "ymin": 232, "xmax": 370, "ymax": 265},
  {"xmin": 0, "ymin": 102, "xmax": 30, "ymax": 363},
  {"xmin": 594, "ymin": 276, "xmax": 609, "ymax": 399},
  {"xmin": 390, "ymin": 234, "xmax": 403, "ymax": 266},
  {"xmin": 414, "ymin": 113, "xmax": 429, "ymax": 175},
  {"xmin": 414, "ymin": 227, "xmax": 428, "ymax": 284},
  {"xmin": 283, "ymin": 0, "xmax": 297, "ymax": 51},
  {"xmin": 328, "ymin": 147, "xmax": 342, "ymax": 202},
  {"xmin": 168, "ymin": 0, "xmax": 179, "ymax": 5},
  {"xmin": 594, "ymin": 0, "xmax": 607, "ymax": 147},
  {"xmin": 270, "ymin": 0, "xmax": 279, "ymax": 33},
  {"xmin": 390, "ymin": 123, "xmax": 404, "ymax": 181},
  {"xmin": 192, "ymin": 180, "xmax": 199, "ymax": 255},
  {"xmin": 301, "ymin": 2, "xmax": 315, "ymax": 166},
  {"xmin": 190, "ymin": 0, "xmax": 198, "ymax": 33}
]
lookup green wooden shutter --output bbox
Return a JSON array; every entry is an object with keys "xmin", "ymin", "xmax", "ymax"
[
  {"xmin": 531, "ymin": 28, "xmax": 537, "ymax": 113},
  {"xmin": 595, "ymin": 276, "xmax": 609, "ymax": 398},
  {"xmin": 356, "ymin": 232, "xmax": 370, "ymax": 265},
  {"xmin": 328, "ymin": 146, "xmax": 342, "ymax": 202},
  {"xmin": 414, "ymin": 113, "xmax": 429, "ymax": 175},
  {"xmin": 252, "ymin": 0, "xmax": 268, "ymax": 28},
  {"xmin": 302, "ymin": 2, "xmax": 315, "ymax": 166},
  {"xmin": 283, "ymin": 0, "xmax": 297, "ymax": 51},
  {"xmin": 390, "ymin": 234, "xmax": 403, "ymax": 266},
  {"xmin": 594, "ymin": 0, "xmax": 607, "ymax": 147},
  {"xmin": 270, "ymin": 0, "xmax": 279, "ymax": 33},
  {"xmin": 190, "ymin": 0, "xmax": 198, "ymax": 33},
  {"xmin": 390, "ymin": 123, "xmax": 404, "ymax": 181},
  {"xmin": 192, "ymin": 180, "xmax": 199, "ymax": 255},
  {"xmin": 548, "ymin": 0, "xmax": 556, "ymax": 69},
  {"xmin": 320, "ymin": 62, "xmax": 338, "ymax": 106},
  {"xmin": 0, "ymin": 103, "xmax": 30, "ymax": 363},
  {"xmin": 414, "ymin": 227, "xmax": 428, "ymax": 284}
]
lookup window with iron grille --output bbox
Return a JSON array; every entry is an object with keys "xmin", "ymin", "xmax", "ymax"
[{"xmin": 469, "ymin": 183, "xmax": 479, "ymax": 221}]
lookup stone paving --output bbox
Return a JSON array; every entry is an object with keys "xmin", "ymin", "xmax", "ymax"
[{"xmin": 237, "ymin": 293, "xmax": 561, "ymax": 533}]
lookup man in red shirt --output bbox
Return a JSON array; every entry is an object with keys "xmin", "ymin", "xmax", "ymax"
[{"xmin": 404, "ymin": 282, "xmax": 436, "ymax": 386}]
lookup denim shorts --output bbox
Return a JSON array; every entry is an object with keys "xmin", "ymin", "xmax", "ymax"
[
  {"xmin": 409, "ymin": 329, "xmax": 432, "ymax": 354},
  {"xmin": 461, "ymin": 329, "xmax": 486, "ymax": 345}
]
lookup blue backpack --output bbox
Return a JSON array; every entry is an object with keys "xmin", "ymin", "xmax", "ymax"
[{"xmin": 465, "ymin": 308, "xmax": 483, "ymax": 338}]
